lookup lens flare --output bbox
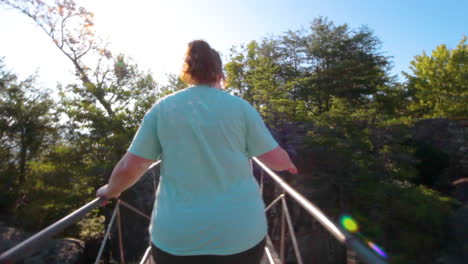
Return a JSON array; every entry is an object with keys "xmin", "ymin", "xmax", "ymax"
[
  {"xmin": 340, "ymin": 215, "xmax": 359, "ymax": 233},
  {"xmin": 367, "ymin": 241, "xmax": 388, "ymax": 259}
]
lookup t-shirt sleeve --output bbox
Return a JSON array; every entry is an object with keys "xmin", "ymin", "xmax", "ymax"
[
  {"xmin": 244, "ymin": 102, "xmax": 278, "ymax": 158},
  {"xmin": 128, "ymin": 105, "xmax": 161, "ymax": 160}
]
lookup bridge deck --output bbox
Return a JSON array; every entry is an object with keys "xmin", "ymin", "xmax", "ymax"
[{"xmin": 141, "ymin": 236, "xmax": 280, "ymax": 264}]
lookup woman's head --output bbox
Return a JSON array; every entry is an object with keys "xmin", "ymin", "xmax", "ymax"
[{"xmin": 181, "ymin": 40, "xmax": 224, "ymax": 87}]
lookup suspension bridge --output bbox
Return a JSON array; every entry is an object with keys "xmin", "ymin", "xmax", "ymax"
[{"xmin": 0, "ymin": 158, "xmax": 387, "ymax": 264}]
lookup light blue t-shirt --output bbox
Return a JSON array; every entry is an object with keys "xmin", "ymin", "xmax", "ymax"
[{"xmin": 128, "ymin": 85, "xmax": 278, "ymax": 255}]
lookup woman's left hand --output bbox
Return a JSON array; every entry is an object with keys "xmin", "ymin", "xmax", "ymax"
[{"xmin": 96, "ymin": 184, "xmax": 121, "ymax": 199}]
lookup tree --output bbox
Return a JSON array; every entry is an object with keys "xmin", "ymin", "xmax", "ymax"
[
  {"xmin": 225, "ymin": 17, "xmax": 394, "ymax": 121},
  {"xmin": 1, "ymin": 0, "xmax": 160, "ymax": 182},
  {"xmin": 226, "ymin": 39, "xmax": 305, "ymax": 124},
  {"xmin": 0, "ymin": 58, "xmax": 58, "ymax": 209},
  {"xmin": 0, "ymin": 0, "xmax": 158, "ymax": 125},
  {"xmin": 404, "ymin": 36, "xmax": 468, "ymax": 118},
  {"xmin": 0, "ymin": 0, "xmax": 103, "ymax": 99},
  {"xmin": 58, "ymin": 55, "xmax": 157, "ymax": 175},
  {"xmin": 301, "ymin": 18, "xmax": 392, "ymax": 114},
  {"xmin": 1, "ymin": 3, "xmax": 161, "ymax": 245},
  {"xmin": 226, "ymin": 40, "xmax": 282, "ymax": 106},
  {"xmin": 159, "ymin": 73, "xmax": 187, "ymax": 95}
]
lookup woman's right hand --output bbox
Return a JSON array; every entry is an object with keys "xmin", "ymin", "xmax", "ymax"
[
  {"xmin": 288, "ymin": 164, "xmax": 298, "ymax": 174},
  {"xmin": 257, "ymin": 146, "xmax": 299, "ymax": 174},
  {"xmin": 96, "ymin": 184, "xmax": 121, "ymax": 199}
]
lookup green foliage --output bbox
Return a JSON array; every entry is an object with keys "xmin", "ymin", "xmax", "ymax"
[
  {"xmin": 0, "ymin": 0, "xmax": 160, "ymax": 237},
  {"xmin": 302, "ymin": 106, "xmax": 456, "ymax": 263},
  {"xmin": 262, "ymin": 99, "xmax": 309, "ymax": 126},
  {"xmin": 15, "ymin": 144, "xmax": 94, "ymax": 230},
  {"xmin": 352, "ymin": 175, "xmax": 456, "ymax": 264},
  {"xmin": 0, "ymin": 58, "xmax": 59, "ymax": 213},
  {"xmin": 301, "ymin": 101, "xmax": 457, "ymax": 263},
  {"xmin": 59, "ymin": 54, "xmax": 158, "ymax": 173},
  {"xmin": 404, "ymin": 36, "xmax": 468, "ymax": 118},
  {"xmin": 159, "ymin": 74, "xmax": 187, "ymax": 96},
  {"xmin": 306, "ymin": 100, "xmax": 418, "ymax": 182},
  {"xmin": 77, "ymin": 211, "xmax": 105, "ymax": 240},
  {"xmin": 303, "ymin": 18, "xmax": 391, "ymax": 109},
  {"xmin": 225, "ymin": 17, "xmax": 402, "ymax": 128},
  {"xmin": 226, "ymin": 39, "xmax": 285, "ymax": 110}
]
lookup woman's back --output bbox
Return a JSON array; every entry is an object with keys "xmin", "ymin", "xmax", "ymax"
[
  {"xmin": 158, "ymin": 85, "xmax": 252, "ymax": 201},
  {"xmin": 129, "ymin": 84, "xmax": 278, "ymax": 255}
]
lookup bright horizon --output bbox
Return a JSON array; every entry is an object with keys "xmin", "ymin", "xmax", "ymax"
[{"xmin": 0, "ymin": 0, "xmax": 466, "ymax": 89}]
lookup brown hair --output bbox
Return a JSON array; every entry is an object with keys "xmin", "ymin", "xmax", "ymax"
[{"xmin": 181, "ymin": 40, "xmax": 224, "ymax": 85}]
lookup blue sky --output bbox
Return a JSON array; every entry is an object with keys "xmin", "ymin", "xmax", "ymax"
[{"xmin": 0, "ymin": 0, "xmax": 466, "ymax": 87}]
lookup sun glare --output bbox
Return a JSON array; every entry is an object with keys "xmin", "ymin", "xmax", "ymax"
[{"xmin": 76, "ymin": 0, "xmax": 192, "ymax": 82}]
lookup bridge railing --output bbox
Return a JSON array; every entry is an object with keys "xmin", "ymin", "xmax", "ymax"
[
  {"xmin": 0, "ymin": 197, "xmax": 107, "ymax": 263},
  {"xmin": 0, "ymin": 161, "xmax": 161, "ymax": 264},
  {"xmin": 253, "ymin": 157, "xmax": 387, "ymax": 264}
]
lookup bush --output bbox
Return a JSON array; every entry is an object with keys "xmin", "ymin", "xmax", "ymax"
[{"xmin": 352, "ymin": 175, "xmax": 457, "ymax": 264}]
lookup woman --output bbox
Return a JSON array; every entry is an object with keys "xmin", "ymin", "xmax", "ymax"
[{"xmin": 96, "ymin": 40, "xmax": 297, "ymax": 264}]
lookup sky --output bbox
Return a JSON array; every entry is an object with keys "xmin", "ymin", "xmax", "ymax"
[{"xmin": 0, "ymin": 0, "xmax": 467, "ymax": 89}]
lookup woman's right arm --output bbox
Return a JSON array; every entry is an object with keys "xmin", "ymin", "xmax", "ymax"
[
  {"xmin": 256, "ymin": 146, "xmax": 298, "ymax": 174},
  {"xmin": 242, "ymin": 100, "xmax": 298, "ymax": 174}
]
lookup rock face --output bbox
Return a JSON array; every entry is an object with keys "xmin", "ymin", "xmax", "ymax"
[
  {"xmin": 411, "ymin": 120, "xmax": 468, "ymax": 264},
  {"xmin": 412, "ymin": 119, "xmax": 468, "ymax": 190},
  {"xmin": 0, "ymin": 222, "xmax": 84, "ymax": 264}
]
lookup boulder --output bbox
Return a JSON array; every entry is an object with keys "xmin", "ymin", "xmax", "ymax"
[{"xmin": 0, "ymin": 222, "xmax": 84, "ymax": 264}]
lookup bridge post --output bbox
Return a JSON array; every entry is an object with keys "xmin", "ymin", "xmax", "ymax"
[{"xmin": 279, "ymin": 192, "xmax": 286, "ymax": 264}]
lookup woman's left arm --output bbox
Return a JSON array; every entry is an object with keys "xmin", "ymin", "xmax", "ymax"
[{"xmin": 96, "ymin": 152, "xmax": 156, "ymax": 199}]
